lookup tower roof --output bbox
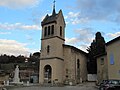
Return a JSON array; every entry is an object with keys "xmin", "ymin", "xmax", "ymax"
[
  {"xmin": 41, "ymin": 0, "xmax": 57, "ymax": 26},
  {"xmin": 41, "ymin": 13, "xmax": 58, "ymax": 26}
]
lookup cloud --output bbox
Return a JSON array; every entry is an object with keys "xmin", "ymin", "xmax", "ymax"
[
  {"xmin": 68, "ymin": 12, "xmax": 80, "ymax": 18},
  {"xmin": 65, "ymin": 28, "xmax": 95, "ymax": 51},
  {"xmin": 107, "ymin": 32, "xmax": 120, "ymax": 38},
  {"xmin": 75, "ymin": 28, "xmax": 95, "ymax": 43},
  {"xmin": 0, "ymin": 32, "xmax": 11, "ymax": 35},
  {"xmin": 0, "ymin": 0, "xmax": 41, "ymax": 9},
  {"xmin": 0, "ymin": 23, "xmax": 41, "ymax": 30},
  {"xmin": 26, "ymin": 35, "xmax": 33, "ymax": 41},
  {"xmin": 66, "ymin": 28, "xmax": 95, "ymax": 44},
  {"xmin": 75, "ymin": 0, "xmax": 120, "ymax": 23},
  {"xmin": 65, "ymin": 37, "xmax": 79, "ymax": 44},
  {"xmin": 65, "ymin": 37, "xmax": 89, "ymax": 52},
  {"xmin": 65, "ymin": 12, "xmax": 89, "ymax": 24},
  {"xmin": 78, "ymin": 44, "xmax": 88, "ymax": 52},
  {"xmin": 0, "ymin": 39, "xmax": 31, "ymax": 56}
]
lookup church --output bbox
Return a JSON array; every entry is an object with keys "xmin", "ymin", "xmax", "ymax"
[{"xmin": 39, "ymin": 3, "xmax": 88, "ymax": 85}]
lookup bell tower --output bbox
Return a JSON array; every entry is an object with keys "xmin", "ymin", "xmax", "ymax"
[{"xmin": 39, "ymin": 1, "xmax": 66, "ymax": 84}]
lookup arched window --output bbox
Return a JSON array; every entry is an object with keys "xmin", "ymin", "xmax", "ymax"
[
  {"xmin": 51, "ymin": 25, "xmax": 54, "ymax": 35},
  {"xmin": 47, "ymin": 45, "xmax": 50, "ymax": 54},
  {"xmin": 77, "ymin": 59, "xmax": 80, "ymax": 69},
  {"xmin": 60, "ymin": 26, "xmax": 62, "ymax": 36},
  {"xmin": 44, "ymin": 27, "xmax": 47, "ymax": 37},
  {"xmin": 48, "ymin": 26, "xmax": 50, "ymax": 35}
]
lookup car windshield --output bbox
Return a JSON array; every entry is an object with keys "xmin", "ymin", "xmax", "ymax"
[{"xmin": 108, "ymin": 80, "xmax": 119, "ymax": 85}]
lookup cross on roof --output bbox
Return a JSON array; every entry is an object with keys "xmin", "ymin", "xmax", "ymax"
[
  {"xmin": 53, "ymin": 0, "xmax": 56, "ymax": 9},
  {"xmin": 53, "ymin": 0, "xmax": 56, "ymax": 4},
  {"xmin": 52, "ymin": 0, "xmax": 56, "ymax": 15}
]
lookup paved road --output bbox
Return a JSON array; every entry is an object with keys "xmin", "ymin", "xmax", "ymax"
[{"xmin": 6, "ymin": 85, "xmax": 98, "ymax": 90}]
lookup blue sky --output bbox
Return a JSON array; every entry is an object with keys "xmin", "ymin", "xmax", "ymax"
[{"xmin": 0, "ymin": 0, "xmax": 120, "ymax": 56}]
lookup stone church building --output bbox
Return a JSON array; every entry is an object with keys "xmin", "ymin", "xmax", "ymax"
[{"xmin": 39, "ymin": 5, "xmax": 88, "ymax": 85}]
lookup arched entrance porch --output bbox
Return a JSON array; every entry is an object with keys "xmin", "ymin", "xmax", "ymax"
[{"xmin": 44, "ymin": 65, "xmax": 52, "ymax": 83}]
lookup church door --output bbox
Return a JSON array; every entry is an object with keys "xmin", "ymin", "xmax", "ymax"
[{"xmin": 44, "ymin": 65, "xmax": 52, "ymax": 83}]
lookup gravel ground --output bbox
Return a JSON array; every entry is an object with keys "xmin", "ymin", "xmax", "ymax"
[
  {"xmin": 6, "ymin": 86, "xmax": 98, "ymax": 90},
  {"xmin": 3, "ymin": 82, "xmax": 98, "ymax": 90}
]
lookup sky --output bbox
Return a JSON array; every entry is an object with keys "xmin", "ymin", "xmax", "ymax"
[{"xmin": 0, "ymin": 0, "xmax": 120, "ymax": 56}]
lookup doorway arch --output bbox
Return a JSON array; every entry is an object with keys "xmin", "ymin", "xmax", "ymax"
[{"xmin": 44, "ymin": 65, "xmax": 52, "ymax": 83}]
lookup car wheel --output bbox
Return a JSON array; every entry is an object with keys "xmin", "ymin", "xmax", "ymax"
[{"xmin": 100, "ymin": 87, "xmax": 104, "ymax": 90}]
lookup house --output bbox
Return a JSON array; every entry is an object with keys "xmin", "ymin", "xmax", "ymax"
[{"xmin": 97, "ymin": 36, "xmax": 120, "ymax": 84}]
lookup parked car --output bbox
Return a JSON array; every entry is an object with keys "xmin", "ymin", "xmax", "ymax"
[
  {"xmin": 99, "ymin": 80, "xmax": 109, "ymax": 90},
  {"xmin": 99, "ymin": 79, "xmax": 120, "ymax": 90}
]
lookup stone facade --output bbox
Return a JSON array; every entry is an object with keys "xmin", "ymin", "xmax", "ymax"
[{"xmin": 63, "ymin": 45, "xmax": 87, "ymax": 84}]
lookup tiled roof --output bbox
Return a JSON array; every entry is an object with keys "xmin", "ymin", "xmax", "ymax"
[
  {"xmin": 106, "ymin": 36, "xmax": 120, "ymax": 46},
  {"xmin": 63, "ymin": 44, "xmax": 88, "ymax": 56}
]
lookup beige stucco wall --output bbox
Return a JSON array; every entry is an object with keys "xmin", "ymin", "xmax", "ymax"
[
  {"xmin": 41, "ymin": 37, "xmax": 64, "ymax": 59},
  {"xmin": 56, "ymin": 11, "xmax": 65, "ymax": 39},
  {"xmin": 39, "ymin": 58, "xmax": 64, "ymax": 84},
  {"xmin": 97, "ymin": 38, "xmax": 120, "ymax": 83},
  {"xmin": 107, "ymin": 40, "xmax": 120, "ymax": 79},
  {"xmin": 63, "ymin": 46, "xmax": 87, "ymax": 84},
  {"xmin": 97, "ymin": 55, "xmax": 108, "ymax": 84}
]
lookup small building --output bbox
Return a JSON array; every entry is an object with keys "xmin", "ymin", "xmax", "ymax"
[{"xmin": 97, "ymin": 36, "xmax": 120, "ymax": 84}]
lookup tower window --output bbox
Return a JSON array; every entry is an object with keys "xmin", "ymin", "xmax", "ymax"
[
  {"xmin": 77, "ymin": 59, "xmax": 80, "ymax": 69},
  {"xmin": 60, "ymin": 26, "xmax": 62, "ymax": 36},
  {"xmin": 47, "ymin": 45, "xmax": 50, "ymax": 54},
  {"xmin": 48, "ymin": 26, "xmax": 50, "ymax": 35},
  {"xmin": 51, "ymin": 25, "xmax": 54, "ymax": 35},
  {"xmin": 44, "ymin": 27, "xmax": 47, "ymax": 37}
]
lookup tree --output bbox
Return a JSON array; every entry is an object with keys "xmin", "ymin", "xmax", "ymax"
[
  {"xmin": 9, "ymin": 55, "xmax": 16, "ymax": 63},
  {"xmin": 28, "ymin": 52, "xmax": 40, "ymax": 71},
  {"xmin": 87, "ymin": 32, "xmax": 106, "ymax": 74},
  {"xmin": 0, "ymin": 54, "xmax": 9, "ymax": 64}
]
